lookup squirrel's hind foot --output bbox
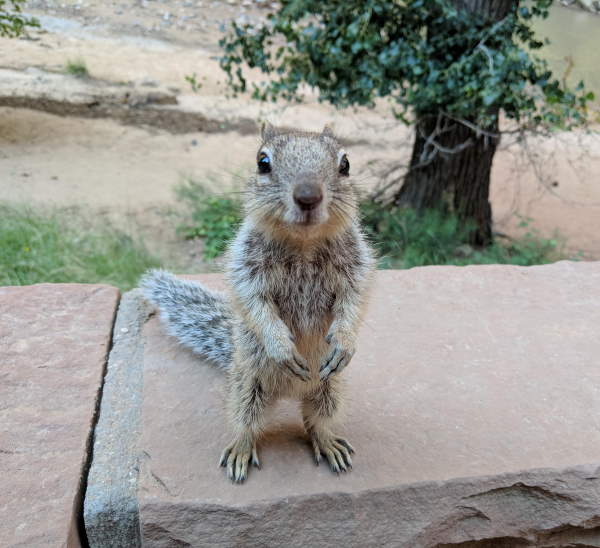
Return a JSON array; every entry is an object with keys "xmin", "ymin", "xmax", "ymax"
[
  {"xmin": 310, "ymin": 432, "xmax": 354, "ymax": 473},
  {"xmin": 219, "ymin": 439, "xmax": 260, "ymax": 483}
]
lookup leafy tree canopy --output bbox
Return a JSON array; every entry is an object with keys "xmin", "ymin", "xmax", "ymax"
[
  {"xmin": 220, "ymin": 0, "xmax": 594, "ymax": 130},
  {"xmin": 1, "ymin": 0, "xmax": 38, "ymax": 38}
]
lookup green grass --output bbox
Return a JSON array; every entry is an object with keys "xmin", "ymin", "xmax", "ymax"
[
  {"xmin": 360, "ymin": 202, "xmax": 569, "ymax": 268},
  {"xmin": 65, "ymin": 58, "xmax": 89, "ymax": 78},
  {"xmin": 175, "ymin": 180, "xmax": 574, "ymax": 267},
  {"xmin": 0, "ymin": 204, "xmax": 161, "ymax": 290},
  {"xmin": 176, "ymin": 179, "xmax": 243, "ymax": 259}
]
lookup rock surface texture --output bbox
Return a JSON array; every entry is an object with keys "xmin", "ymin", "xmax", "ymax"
[
  {"xmin": 0, "ymin": 283, "xmax": 120, "ymax": 547},
  {"xmin": 85, "ymin": 262, "xmax": 600, "ymax": 547},
  {"xmin": 83, "ymin": 290, "xmax": 154, "ymax": 548}
]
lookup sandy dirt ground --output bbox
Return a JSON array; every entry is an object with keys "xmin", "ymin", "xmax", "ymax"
[{"xmin": 1, "ymin": 0, "xmax": 599, "ymax": 264}]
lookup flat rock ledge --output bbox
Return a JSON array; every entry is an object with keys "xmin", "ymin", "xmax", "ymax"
[
  {"xmin": 84, "ymin": 262, "xmax": 600, "ymax": 547},
  {"xmin": 0, "ymin": 283, "xmax": 120, "ymax": 547}
]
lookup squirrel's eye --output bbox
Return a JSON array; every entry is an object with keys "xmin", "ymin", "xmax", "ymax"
[
  {"xmin": 339, "ymin": 154, "xmax": 350, "ymax": 176},
  {"xmin": 257, "ymin": 153, "xmax": 271, "ymax": 174}
]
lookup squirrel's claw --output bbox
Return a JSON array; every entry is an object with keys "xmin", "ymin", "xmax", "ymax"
[
  {"xmin": 251, "ymin": 446, "xmax": 261, "ymax": 469},
  {"xmin": 219, "ymin": 446, "xmax": 231, "ymax": 468},
  {"xmin": 335, "ymin": 437, "xmax": 355, "ymax": 455},
  {"xmin": 319, "ymin": 343, "xmax": 354, "ymax": 380},
  {"xmin": 313, "ymin": 443, "xmax": 322, "ymax": 465},
  {"xmin": 281, "ymin": 349, "xmax": 311, "ymax": 381}
]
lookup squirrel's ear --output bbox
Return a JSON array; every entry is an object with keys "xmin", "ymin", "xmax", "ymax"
[
  {"xmin": 321, "ymin": 124, "xmax": 335, "ymax": 138},
  {"xmin": 261, "ymin": 122, "xmax": 276, "ymax": 141}
]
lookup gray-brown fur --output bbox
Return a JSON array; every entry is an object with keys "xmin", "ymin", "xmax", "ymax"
[
  {"xmin": 140, "ymin": 270, "xmax": 233, "ymax": 368},
  {"xmin": 142, "ymin": 123, "xmax": 375, "ymax": 482}
]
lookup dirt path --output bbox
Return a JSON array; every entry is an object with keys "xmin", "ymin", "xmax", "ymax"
[{"xmin": 1, "ymin": 1, "xmax": 599, "ymax": 261}]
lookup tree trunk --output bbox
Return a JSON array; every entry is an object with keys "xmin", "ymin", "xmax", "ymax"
[
  {"xmin": 393, "ymin": 0, "xmax": 515, "ymax": 247},
  {"xmin": 395, "ymin": 114, "xmax": 499, "ymax": 246}
]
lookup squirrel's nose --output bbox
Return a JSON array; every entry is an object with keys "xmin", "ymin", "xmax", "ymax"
[{"xmin": 293, "ymin": 182, "xmax": 323, "ymax": 210}]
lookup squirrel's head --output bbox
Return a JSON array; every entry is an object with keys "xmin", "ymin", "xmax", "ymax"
[{"xmin": 246, "ymin": 123, "xmax": 358, "ymax": 241}]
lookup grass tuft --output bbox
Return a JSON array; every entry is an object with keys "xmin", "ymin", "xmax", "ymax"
[
  {"xmin": 0, "ymin": 204, "xmax": 160, "ymax": 290},
  {"xmin": 175, "ymin": 179, "xmax": 242, "ymax": 259},
  {"xmin": 65, "ymin": 58, "xmax": 89, "ymax": 78}
]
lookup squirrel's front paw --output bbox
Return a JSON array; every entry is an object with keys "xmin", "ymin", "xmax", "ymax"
[
  {"xmin": 219, "ymin": 439, "xmax": 260, "ymax": 483},
  {"xmin": 310, "ymin": 432, "xmax": 355, "ymax": 473},
  {"xmin": 268, "ymin": 338, "xmax": 311, "ymax": 381},
  {"xmin": 319, "ymin": 332, "xmax": 355, "ymax": 380},
  {"xmin": 281, "ymin": 346, "xmax": 311, "ymax": 381}
]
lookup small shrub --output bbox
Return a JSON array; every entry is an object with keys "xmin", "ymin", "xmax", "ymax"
[
  {"xmin": 0, "ymin": 0, "xmax": 39, "ymax": 38},
  {"xmin": 65, "ymin": 58, "xmax": 89, "ymax": 78},
  {"xmin": 175, "ymin": 179, "xmax": 242, "ymax": 259},
  {"xmin": 360, "ymin": 201, "xmax": 569, "ymax": 268},
  {"xmin": 0, "ymin": 204, "xmax": 160, "ymax": 290}
]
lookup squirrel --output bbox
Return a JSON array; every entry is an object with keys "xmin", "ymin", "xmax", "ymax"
[{"xmin": 140, "ymin": 123, "xmax": 375, "ymax": 483}]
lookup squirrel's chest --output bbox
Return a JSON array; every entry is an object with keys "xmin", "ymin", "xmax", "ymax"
[{"xmin": 271, "ymin": 260, "xmax": 336, "ymax": 332}]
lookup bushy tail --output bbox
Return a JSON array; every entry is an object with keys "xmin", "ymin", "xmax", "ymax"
[{"xmin": 139, "ymin": 269, "xmax": 233, "ymax": 370}]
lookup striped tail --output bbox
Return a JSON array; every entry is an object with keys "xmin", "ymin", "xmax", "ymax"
[{"xmin": 139, "ymin": 269, "xmax": 233, "ymax": 370}]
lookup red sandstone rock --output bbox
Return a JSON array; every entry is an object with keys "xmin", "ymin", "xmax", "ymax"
[
  {"xmin": 0, "ymin": 283, "xmax": 119, "ymax": 547},
  {"xmin": 135, "ymin": 262, "xmax": 600, "ymax": 547}
]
